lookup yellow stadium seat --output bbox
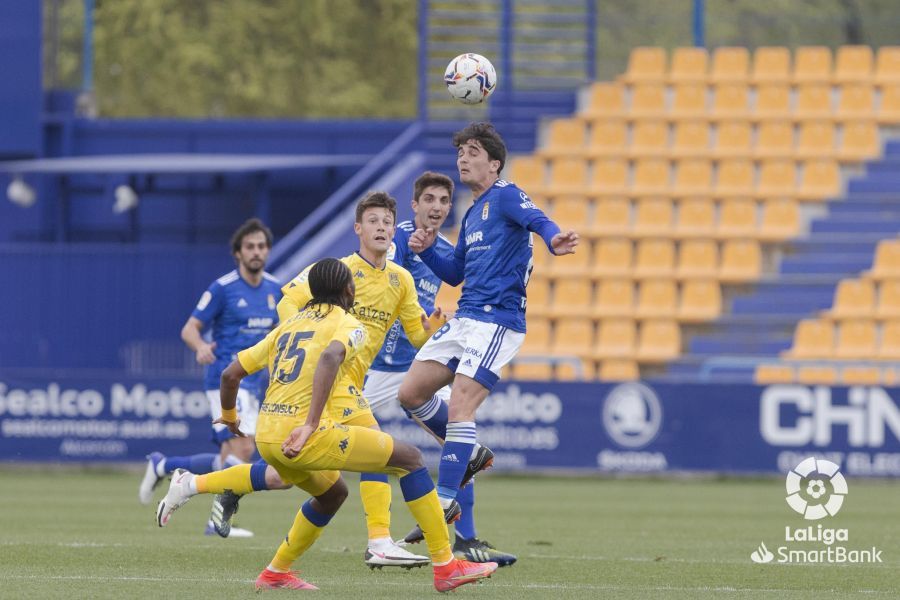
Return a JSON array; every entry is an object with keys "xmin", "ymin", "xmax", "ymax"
[
  {"xmin": 583, "ymin": 83, "xmax": 627, "ymax": 119},
  {"xmin": 754, "ymin": 363, "xmax": 795, "ymax": 384},
  {"xmin": 796, "ymin": 121, "xmax": 836, "ymax": 159},
  {"xmin": 783, "ymin": 319, "xmax": 834, "ymax": 359},
  {"xmin": 597, "ymin": 359, "xmax": 639, "ymax": 381},
  {"xmin": 548, "ymin": 245, "xmax": 592, "ymax": 279},
  {"xmin": 519, "ymin": 317, "xmax": 551, "ymax": 356},
  {"xmin": 715, "ymin": 120, "xmax": 752, "ymax": 159},
  {"xmin": 874, "ymin": 46, "xmax": 900, "ymax": 87},
  {"xmin": 795, "ymin": 84, "xmax": 833, "ymax": 120},
  {"xmin": 594, "ymin": 319, "xmax": 637, "ymax": 359},
  {"xmin": 798, "ymin": 159, "xmax": 841, "ymax": 201},
  {"xmin": 671, "ymin": 122, "xmax": 710, "ymax": 158},
  {"xmin": 629, "ymin": 120, "xmax": 669, "ymax": 159},
  {"xmin": 834, "ymin": 319, "xmax": 877, "ymax": 359},
  {"xmin": 671, "ymin": 84, "xmax": 707, "ymax": 120},
  {"xmin": 836, "ymin": 84, "xmax": 875, "ymax": 120},
  {"xmin": 834, "ymin": 45, "xmax": 873, "ymax": 84},
  {"xmin": 556, "ymin": 359, "xmax": 596, "ymax": 381},
  {"xmin": 433, "ymin": 281, "xmax": 461, "ymax": 315},
  {"xmin": 675, "ymin": 197, "xmax": 716, "ymax": 239},
  {"xmin": 711, "ymin": 47, "xmax": 750, "ymax": 83},
  {"xmin": 631, "ymin": 158, "xmax": 670, "ymax": 197},
  {"xmin": 824, "ymin": 279, "xmax": 875, "ymax": 319},
  {"xmin": 592, "ymin": 239, "xmax": 633, "ymax": 278},
  {"xmin": 531, "ymin": 244, "xmax": 552, "ymax": 274},
  {"xmin": 717, "ymin": 198, "xmax": 758, "ymax": 239},
  {"xmin": 677, "ymin": 239, "xmax": 718, "ymax": 279},
  {"xmin": 669, "ymin": 47, "xmax": 708, "ymax": 84},
  {"xmin": 838, "ymin": 120, "xmax": 879, "ymax": 163},
  {"xmin": 541, "ymin": 119, "xmax": 587, "ymax": 158},
  {"xmin": 751, "ymin": 47, "xmax": 791, "ymax": 84},
  {"xmin": 548, "ymin": 158, "xmax": 589, "ymax": 196},
  {"xmin": 793, "ymin": 46, "xmax": 832, "ymax": 84},
  {"xmin": 878, "ymin": 85, "xmax": 900, "ymax": 124},
  {"xmin": 754, "ymin": 121, "xmax": 795, "ymax": 160},
  {"xmin": 511, "ymin": 361, "xmax": 554, "ymax": 380},
  {"xmin": 841, "ymin": 366, "xmax": 880, "ymax": 385},
  {"xmin": 594, "ymin": 279, "xmax": 635, "ymax": 319},
  {"xmin": 636, "ymin": 319, "xmax": 681, "ymax": 363},
  {"xmin": 635, "ymin": 278, "xmax": 678, "ymax": 318},
  {"xmin": 587, "ymin": 119, "xmax": 628, "ymax": 158},
  {"xmin": 551, "ymin": 197, "xmax": 591, "ymax": 231},
  {"xmin": 673, "ymin": 159, "xmax": 713, "ymax": 197},
  {"xmin": 590, "ymin": 197, "xmax": 631, "ymax": 237},
  {"xmin": 678, "ymin": 279, "xmax": 722, "ymax": 322},
  {"xmin": 753, "ymin": 84, "xmax": 792, "ymax": 121},
  {"xmin": 714, "ymin": 159, "xmax": 754, "ymax": 198},
  {"xmin": 878, "ymin": 320, "xmax": 900, "ymax": 359},
  {"xmin": 876, "ymin": 280, "xmax": 900, "ymax": 318},
  {"xmin": 756, "ymin": 159, "xmax": 797, "ymax": 199},
  {"xmin": 634, "ymin": 239, "xmax": 675, "ymax": 278},
  {"xmin": 633, "ymin": 197, "xmax": 674, "ymax": 237},
  {"xmin": 883, "ymin": 367, "xmax": 900, "ymax": 386},
  {"xmin": 623, "ymin": 47, "xmax": 666, "ymax": 83},
  {"xmin": 869, "ymin": 238, "xmax": 900, "ymax": 280},
  {"xmin": 719, "ymin": 239, "xmax": 762, "ymax": 282},
  {"xmin": 797, "ymin": 365, "xmax": 838, "ymax": 385},
  {"xmin": 589, "ymin": 159, "xmax": 629, "ymax": 198},
  {"xmin": 525, "ymin": 276, "xmax": 550, "ymax": 318},
  {"xmin": 629, "ymin": 84, "xmax": 667, "ymax": 119},
  {"xmin": 551, "ymin": 317, "xmax": 595, "ymax": 356},
  {"xmin": 759, "ymin": 199, "xmax": 801, "ymax": 241},
  {"xmin": 508, "ymin": 156, "xmax": 546, "ymax": 196},
  {"xmin": 711, "ymin": 84, "xmax": 750, "ymax": 120},
  {"xmin": 550, "ymin": 279, "xmax": 593, "ymax": 317}
]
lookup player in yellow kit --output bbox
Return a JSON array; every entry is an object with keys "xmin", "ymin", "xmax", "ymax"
[{"xmin": 156, "ymin": 258, "xmax": 497, "ymax": 592}]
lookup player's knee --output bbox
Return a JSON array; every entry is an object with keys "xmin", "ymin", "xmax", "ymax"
[
  {"xmin": 316, "ymin": 478, "xmax": 349, "ymax": 514},
  {"xmin": 389, "ymin": 441, "xmax": 424, "ymax": 471},
  {"xmin": 397, "ymin": 384, "xmax": 423, "ymax": 410},
  {"xmin": 265, "ymin": 465, "xmax": 291, "ymax": 490}
]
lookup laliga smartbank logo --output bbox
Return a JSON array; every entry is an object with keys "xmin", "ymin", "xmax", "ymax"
[{"xmin": 750, "ymin": 457, "xmax": 882, "ymax": 564}]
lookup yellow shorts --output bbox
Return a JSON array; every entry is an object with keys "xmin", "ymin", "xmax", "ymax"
[
  {"xmin": 257, "ymin": 421, "xmax": 399, "ymax": 490},
  {"xmin": 328, "ymin": 390, "xmax": 378, "ymax": 428}
]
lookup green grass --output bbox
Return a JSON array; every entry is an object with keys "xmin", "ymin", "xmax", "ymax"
[{"xmin": 0, "ymin": 468, "xmax": 898, "ymax": 599}]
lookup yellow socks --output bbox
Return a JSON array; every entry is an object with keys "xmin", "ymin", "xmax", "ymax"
[
  {"xmin": 398, "ymin": 467, "xmax": 453, "ymax": 565},
  {"xmin": 195, "ymin": 463, "xmax": 253, "ymax": 494},
  {"xmin": 360, "ymin": 473, "xmax": 392, "ymax": 540},
  {"xmin": 270, "ymin": 500, "xmax": 333, "ymax": 571}
]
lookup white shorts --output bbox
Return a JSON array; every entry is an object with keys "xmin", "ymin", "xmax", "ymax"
[
  {"xmin": 414, "ymin": 317, "xmax": 525, "ymax": 391},
  {"xmin": 207, "ymin": 388, "xmax": 258, "ymax": 442},
  {"xmin": 363, "ymin": 369, "xmax": 450, "ymax": 417}
]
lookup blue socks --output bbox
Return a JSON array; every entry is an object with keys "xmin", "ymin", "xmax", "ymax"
[
  {"xmin": 436, "ymin": 421, "xmax": 476, "ymax": 502},
  {"xmin": 163, "ymin": 453, "xmax": 217, "ymax": 475},
  {"xmin": 408, "ymin": 395, "xmax": 449, "ymax": 439},
  {"xmin": 455, "ymin": 481, "xmax": 477, "ymax": 539}
]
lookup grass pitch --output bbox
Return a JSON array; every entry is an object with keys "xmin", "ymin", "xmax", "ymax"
[{"xmin": 0, "ymin": 468, "xmax": 898, "ymax": 599}]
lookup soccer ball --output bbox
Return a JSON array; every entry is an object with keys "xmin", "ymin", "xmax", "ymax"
[{"xmin": 444, "ymin": 53, "xmax": 497, "ymax": 104}]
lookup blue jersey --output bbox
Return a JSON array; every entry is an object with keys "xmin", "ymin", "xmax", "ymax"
[
  {"xmin": 371, "ymin": 221, "xmax": 455, "ymax": 372},
  {"xmin": 191, "ymin": 270, "xmax": 282, "ymax": 392},
  {"xmin": 417, "ymin": 179, "xmax": 560, "ymax": 333}
]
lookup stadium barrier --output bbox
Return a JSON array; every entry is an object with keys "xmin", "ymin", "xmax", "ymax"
[{"xmin": 1, "ymin": 373, "xmax": 897, "ymax": 477}]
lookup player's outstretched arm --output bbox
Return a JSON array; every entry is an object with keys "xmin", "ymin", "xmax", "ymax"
[
  {"xmin": 411, "ymin": 227, "xmax": 466, "ymax": 286},
  {"xmin": 550, "ymin": 230, "xmax": 579, "ymax": 256},
  {"xmin": 217, "ymin": 360, "xmax": 249, "ymax": 437}
]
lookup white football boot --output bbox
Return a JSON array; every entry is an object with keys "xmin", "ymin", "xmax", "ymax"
[
  {"xmin": 364, "ymin": 538, "xmax": 430, "ymax": 569},
  {"xmin": 156, "ymin": 469, "xmax": 195, "ymax": 527}
]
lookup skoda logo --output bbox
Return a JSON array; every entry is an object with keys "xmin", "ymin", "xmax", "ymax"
[{"xmin": 602, "ymin": 383, "xmax": 662, "ymax": 449}]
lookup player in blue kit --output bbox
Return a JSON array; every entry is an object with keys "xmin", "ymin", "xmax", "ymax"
[
  {"xmin": 365, "ymin": 171, "xmax": 517, "ymax": 566},
  {"xmin": 398, "ymin": 122, "xmax": 579, "ymax": 533},
  {"xmin": 138, "ymin": 218, "xmax": 283, "ymax": 537}
]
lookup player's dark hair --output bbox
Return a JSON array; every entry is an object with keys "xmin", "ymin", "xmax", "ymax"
[
  {"xmin": 230, "ymin": 218, "xmax": 273, "ymax": 254},
  {"xmin": 304, "ymin": 258, "xmax": 353, "ymax": 313},
  {"xmin": 452, "ymin": 122, "xmax": 507, "ymax": 174},
  {"xmin": 413, "ymin": 171, "xmax": 454, "ymax": 203},
  {"xmin": 355, "ymin": 191, "xmax": 397, "ymax": 224}
]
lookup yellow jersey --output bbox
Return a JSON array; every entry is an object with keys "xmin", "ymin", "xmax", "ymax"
[
  {"xmin": 278, "ymin": 253, "xmax": 431, "ymax": 393},
  {"xmin": 237, "ymin": 304, "xmax": 367, "ymax": 444}
]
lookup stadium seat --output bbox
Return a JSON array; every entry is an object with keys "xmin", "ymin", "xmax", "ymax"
[
  {"xmin": 792, "ymin": 46, "xmax": 832, "ymax": 84},
  {"xmin": 594, "ymin": 319, "xmax": 637, "ymax": 359},
  {"xmin": 677, "ymin": 239, "xmax": 718, "ymax": 279},
  {"xmin": 711, "ymin": 47, "xmax": 749, "ymax": 83},
  {"xmin": 592, "ymin": 239, "xmax": 633, "ymax": 278},
  {"xmin": 834, "ymin": 45, "xmax": 873, "ymax": 84},
  {"xmin": 548, "ymin": 158, "xmax": 589, "ymax": 195},
  {"xmin": 589, "ymin": 159, "xmax": 630, "ymax": 197},
  {"xmin": 672, "ymin": 159, "xmax": 713, "ymax": 196},
  {"xmin": 623, "ymin": 47, "xmax": 667, "ymax": 83},
  {"xmin": 525, "ymin": 276, "xmax": 550, "ymax": 318},
  {"xmin": 633, "ymin": 239, "xmax": 676, "ymax": 278},
  {"xmin": 678, "ymin": 279, "xmax": 722, "ymax": 322},
  {"xmin": 556, "ymin": 359, "xmax": 596, "ymax": 381},
  {"xmin": 876, "ymin": 280, "xmax": 900, "ymax": 318},
  {"xmin": 717, "ymin": 198, "xmax": 758, "ymax": 239},
  {"xmin": 715, "ymin": 120, "xmax": 752, "ymax": 158},
  {"xmin": 594, "ymin": 278, "xmax": 635, "ymax": 318},
  {"xmin": 541, "ymin": 119, "xmax": 587, "ymax": 158},
  {"xmin": 754, "ymin": 121, "xmax": 795, "ymax": 160},
  {"xmin": 753, "ymin": 84, "xmax": 792, "ymax": 121},
  {"xmin": 550, "ymin": 279, "xmax": 593, "ymax": 316},
  {"xmin": 587, "ymin": 119, "xmax": 628, "ymax": 158},
  {"xmin": 883, "ymin": 367, "xmax": 900, "ymax": 386},
  {"xmin": 751, "ymin": 47, "xmax": 791, "ymax": 84},
  {"xmin": 719, "ymin": 239, "xmax": 762, "ymax": 282},
  {"xmin": 671, "ymin": 122, "xmax": 710, "ymax": 158},
  {"xmin": 759, "ymin": 199, "xmax": 801, "ymax": 241},
  {"xmin": 878, "ymin": 320, "xmax": 900, "ymax": 359},
  {"xmin": 823, "ymin": 279, "xmax": 875, "ymax": 319},
  {"xmin": 836, "ymin": 84, "xmax": 875, "ymax": 120},
  {"xmin": 633, "ymin": 197, "xmax": 674, "ymax": 237},
  {"xmin": 511, "ymin": 361, "xmax": 554, "ymax": 380},
  {"xmin": 868, "ymin": 238, "xmax": 900, "ymax": 279},
  {"xmin": 631, "ymin": 158, "xmax": 670, "ymax": 197},
  {"xmin": 797, "ymin": 365, "xmax": 838, "ymax": 385},
  {"xmin": 668, "ymin": 47, "xmax": 708, "ymax": 84},
  {"xmin": 635, "ymin": 278, "xmax": 678, "ymax": 318},
  {"xmin": 840, "ymin": 366, "xmax": 880, "ymax": 385},
  {"xmin": 714, "ymin": 159, "xmax": 754, "ymax": 198},
  {"xmin": 797, "ymin": 159, "xmax": 841, "ymax": 201},
  {"xmin": 874, "ymin": 46, "xmax": 900, "ymax": 86},
  {"xmin": 597, "ymin": 359, "xmax": 639, "ymax": 381},
  {"xmin": 670, "ymin": 84, "xmax": 708, "ymax": 120},
  {"xmin": 754, "ymin": 363, "xmax": 795, "ymax": 384},
  {"xmin": 795, "ymin": 84, "xmax": 833, "ymax": 120},
  {"xmin": 551, "ymin": 317, "xmax": 594, "ymax": 356},
  {"xmin": 629, "ymin": 120, "xmax": 669, "ymax": 159},
  {"xmin": 834, "ymin": 319, "xmax": 877, "ymax": 359},
  {"xmin": 783, "ymin": 319, "xmax": 834, "ymax": 359},
  {"xmin": 508, "ymin": 156, "xmax": 546, "ymax": 195},
  {"xmin": 877, "ymin": 85, "xmax": 900, "ymax": 123},
  {"xmin": 636, "ymin": 319, "xmax": 681, "ymax": 363},
  {"xmin": 532, "ymin": 244, "xmax": 552, "ymax": 273},
  {"xmin": 551, "ymin": 197, "xmax": 591, "ymax": 231},
  {"xmin": 548, "ymin": 245, "xmax": 592, "ymax": 278},
  {"xmin": 583, "ymin": 83, "xmax": 627, "ymax": 119},
  {"xmin": 590, "ymin": 197, "xmax": 631, "ymax": 237},
  {"xmin": 711, "ymin": 84, "xmax": 750, "ymax": 120},
  {"xmin": 675, "ymin": 197, "xmax": 716, "ymax": 239},
  {"xmin": 838, "ymin": 120, "xmax": 879, "ymax": 163},
  {"xmin": 796, "ymin": 121, "xmax": 836, "ymax": 159},
  {"xmin": 756, "ymin": 159, "xmax": 797, "ymax": 199},
  {"xmin": 629, "ymin": 84, "xmax": 667, "ymax": 119},
  {"xmin": 519, "ymin": 317, "xmax": 552, "ymax": 356}
]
